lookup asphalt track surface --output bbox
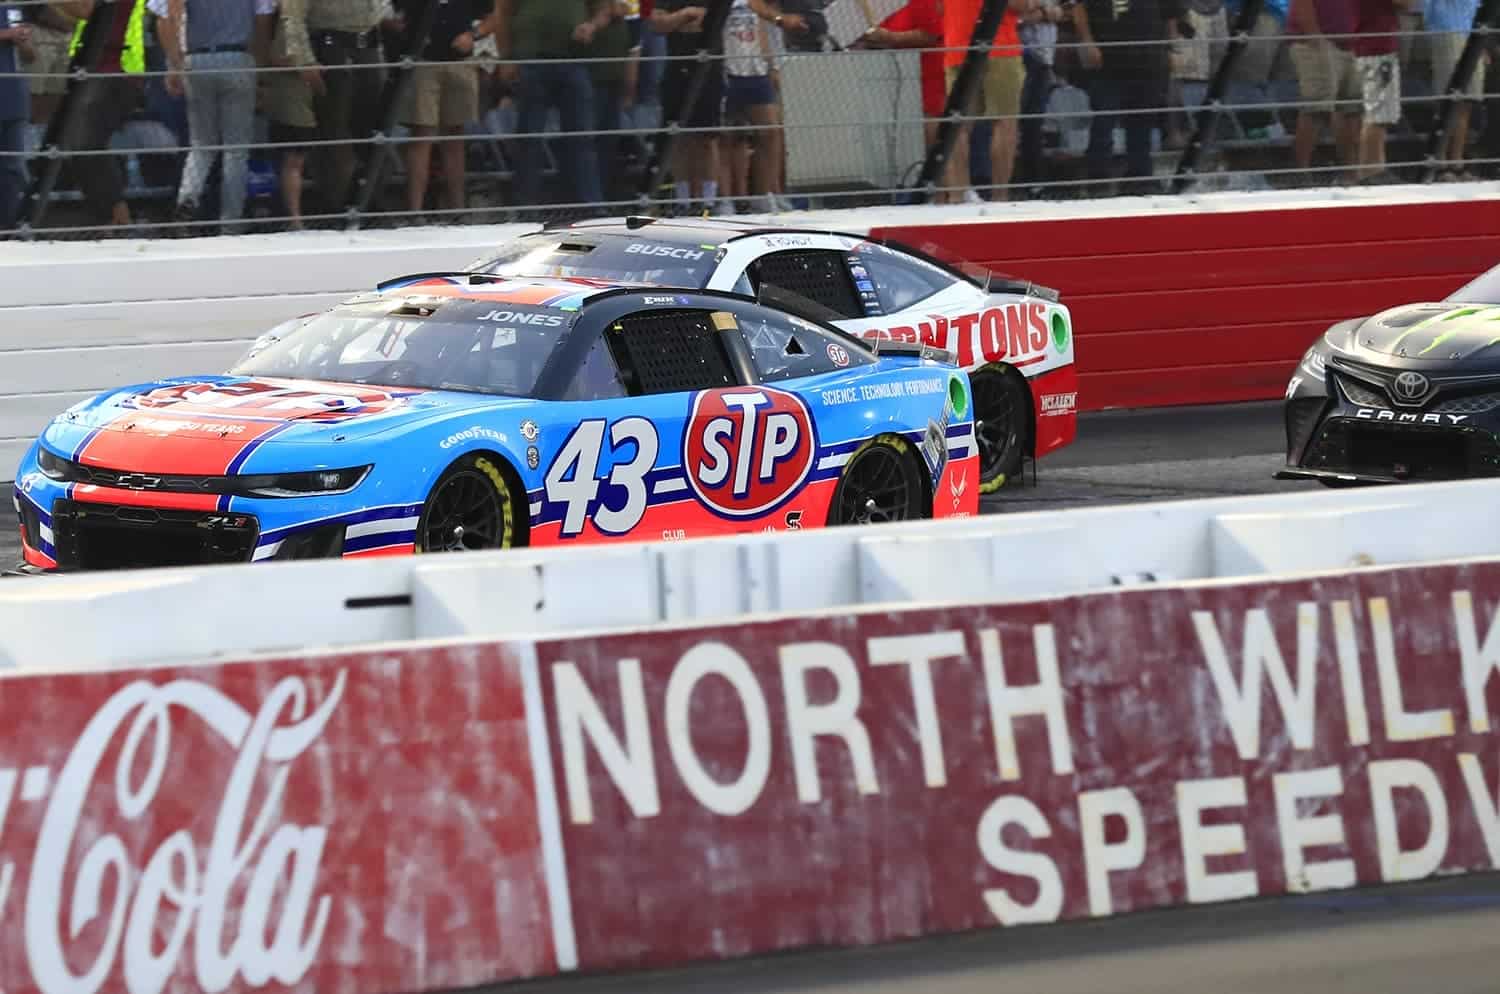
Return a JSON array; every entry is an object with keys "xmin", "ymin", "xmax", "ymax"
[{"xmin": 0, "ymin": 399, "xmax": 1315, "ymax": 572}]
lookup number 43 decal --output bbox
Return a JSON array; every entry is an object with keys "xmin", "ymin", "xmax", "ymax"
[{"xmin": 544, "ymin": 417, "xmax": 659, "ymax": 537}]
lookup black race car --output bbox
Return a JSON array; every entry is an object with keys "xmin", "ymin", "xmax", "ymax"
[{"xmin": 1279, "ymin": 263, "xmax": 1500, "ymax": 486}]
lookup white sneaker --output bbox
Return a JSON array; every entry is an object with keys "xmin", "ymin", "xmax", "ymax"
[{"xmin": 962, "ymin": 189, "xmax": 983, "ymax": 203}]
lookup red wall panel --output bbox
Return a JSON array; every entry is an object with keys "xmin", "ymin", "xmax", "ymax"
[{"xmin": 870, "ymin": 200, "xmax": 1500, "ymax": 411}]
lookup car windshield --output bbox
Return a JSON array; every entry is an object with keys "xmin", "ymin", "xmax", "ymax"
[
  {"xmin": 467, "ymin": 234, "xmax": 718, "ymax": 287},
  {"xmin": 1444, "ymin": 264, "xmax": 1500, "ymax": 304},
  {"xmin": 231, "ymin": 297, "xmax": 574, "ymax": 397}
]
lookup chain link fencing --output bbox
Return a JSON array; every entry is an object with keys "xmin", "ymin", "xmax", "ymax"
[{"xmin": 0, "ymin": 0, "xmax": 1496, "ymax": 239}]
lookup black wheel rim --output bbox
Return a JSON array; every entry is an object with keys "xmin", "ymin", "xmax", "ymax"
[
  {"xmin": 973, "ymin": 372, "xmax": 1021, "ymax": 481},
  {"xmin": 837, "ymin": 446, "xmax": 917, "ymax": 525},
  {"xmin": 421, "ymin": 469, "xmax": 504, "ymax": 552}
]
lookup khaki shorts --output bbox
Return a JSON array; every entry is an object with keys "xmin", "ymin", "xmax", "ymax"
[
  {"xmin": 266, "ymin": 68, "xmax": 317, "ymax": 131},
  {"xmin": 1290, "ymin": 37, "xmax": 1361, "ymax": 113},
  {"xmin": 945, "ymin": 55, "xmax": 1023, "ymax": 124},
  {"xmin": 1430, "ymin": 31, "xmax": 1486, "ymax": 100},
  {"xmin": 400, "ymin": 62, "xmax": 480, "ymax": 130},
  {"xmin": 21, "ymin": 22, "xmax": 74, "ymax": 97}
]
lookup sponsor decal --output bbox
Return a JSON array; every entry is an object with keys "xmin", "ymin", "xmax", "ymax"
[
  {"xmin": 125, "ymin": 381, "xmax": 412, "ymax": 422},
  {"xmin": 521, "ymin": 420, "xmax": 540, "ymax": 442},
  {"xmin": 1039, "ymin": 391, "xmax": 1077, "ymax": 416},
  {"xmin": 860, "ymin": 301, "xmax": 1052, "ymax": 369},
  {"xmin": 1390, "ymin": 371, "xmax": 1431, "ymax": 405},
  {"xmin": 855, "ymin": 378, "xmax": 947, "ymax": 403},
  {"xmin": 821, "ymin": 386, "xmax": 859, "ymax": 406},
  {"xmin": 642, "ymin": 295, "xmax": 690, "ymax": 305},
  {"xmin": 625, "ymin": 243, "xmax": 706, "ymax": 260},
  {"xmin": 440, "ymin": 425, "xmax": 508, "ymax": 450},
  {"xmin": 950, "ymin": 466, "xmax": 968, "ymax": 508},
  {"xmin": 827, "ymin": 343, "xmax": 850, "ymax": 368},
  {"xmin": 1355, "ymin": 408, "xmax": 1468, "ymax": 425},
  {"xmin": 785, "ymin": 509, "xmax": 803, "ymax": 530},
  {"xmin": 684, "ymin": 387, "xmax": 816, "ymax": 518},
  {"xmin": 919, "ymin": 414, "xmax": 949, "ymax": 486},
  {"xmin": 478, "ymin": 309, "xmax": 566, "ymax": 326},
  {"xmin": 528, "ymin": 445, "xmax": 540, "ymax": 470},
  {"xmin": 761, "ymin": 234, "xmax": 814, "ymax": 248},
  {"xmin": 662, "ymin": 528, "xmax": 688, "ymax": 540}
]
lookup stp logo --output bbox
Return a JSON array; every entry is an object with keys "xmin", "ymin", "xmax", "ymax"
[{"xmin": 685, "ymin": 387, "xmax": 816, "ymax": 518}]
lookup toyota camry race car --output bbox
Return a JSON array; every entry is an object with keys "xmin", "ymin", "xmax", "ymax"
[
  {"xmin": 11, "ymin": 274, "xmax": 979, "ymax": 573},
  {"xmin": 1280, "ymin": 262, "xmax": 1500, "ymax": 485},
  {"xmin": 464, "ymin": 216, "xmax": 1077, "ymax": 493}
]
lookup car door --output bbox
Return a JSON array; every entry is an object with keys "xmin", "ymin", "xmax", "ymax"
[{"xmin": 534, "ymin": 304, "xmax": 750, "ymax": 545}]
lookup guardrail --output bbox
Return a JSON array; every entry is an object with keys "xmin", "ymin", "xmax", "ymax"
[
  {"xmin": 2, "ymin": 499, "xmax": 1499, "ymax": 994},
  {"xmin": 5, "ymin": 476, "xmax": 1500, "ymax": 672}
]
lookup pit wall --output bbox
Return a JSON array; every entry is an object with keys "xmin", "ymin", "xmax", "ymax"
[
  {"xmin": 4, "ymin": 183, "xmax": 1499, "ymax": 478},
  {"xmin": 3, "ymin": 542, "xmax": 1500, "ymax": 994}
]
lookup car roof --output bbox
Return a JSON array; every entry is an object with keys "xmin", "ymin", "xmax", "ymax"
[
  {"xmin": 535, "ymin": 215, "xmax": 861, "ymax": 247},
  {"xmin": 374, "ymin": 273, "xmax": 644, "ymax": 306}
]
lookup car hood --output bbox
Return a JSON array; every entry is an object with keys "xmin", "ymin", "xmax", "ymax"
[
  {"xmin": 45, "ymin": 376, "xmax": 529, "ymax": 473},
  {"xmin": 1339, "ymin": 302, "xmax": 1500, "ymax": 365}
]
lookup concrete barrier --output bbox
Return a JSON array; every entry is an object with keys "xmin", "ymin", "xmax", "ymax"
[
  {"xmin": 5, "ymin": 477, "xmax": 1500, "ymax": 673},
  {"xmin": 2, "ymin": 543, "xmax": 1500, "ymax": 994}
]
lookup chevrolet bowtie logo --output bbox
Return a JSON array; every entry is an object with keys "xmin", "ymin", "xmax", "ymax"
[{"xmin": 114, "ymin": 474, "xmax": 163, "ymax": 490}]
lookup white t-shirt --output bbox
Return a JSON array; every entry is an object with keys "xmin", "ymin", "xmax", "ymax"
[{"xmin": 722, "ymin": 0, "xmax": 780, "ymax": 78}]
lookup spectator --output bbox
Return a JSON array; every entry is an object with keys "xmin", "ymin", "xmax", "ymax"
[
  {"xmin": 261, "ymin": 0, "xmax": 316, "ymax": 227},
  {"xmin": 721, "ymin": 0, "xmax": 788, "ymax": 212},
  {"xmin": 153, "ymin": 0, "xmax": 275, "ymax": 234},
  {"xmin": 1016, "ymin": 0, "xmax": 1061, "ymax": 193},
  {"xmin": 497, "ymin": 0, "xmax": 611, "ymax": 210},
  {"xmin": 1351, "ymin": 0, "xmax": 1415, "ymax": 181},
  {"xmin": 861, "ymin": 0, "xmax": 943, "ymax": 150},
  {"xmin": 1, "ymin": 0, "xmax": 29, "ymax": 230},
  {"xmin": 1167, "ymin": 0, "xmax": 1227, "ymax": 149},
  {"xmin": 589, "ymin": 0, "xmax": 636, "ymax": 202},
  {"xmin": 1226, "ymin": 0, "xmax": 1287, "ymax": 89},
  {"xmin": 1426, "ymin": 0, "xmax": 1484, "ymax": 177},
  {"xmin": 279, "ymin": 0, "xmax": 388, "ymax": 214},
  {"xmin": 650, "ymin": 0, "xmax": 717, "ymax": 211},
  {"xmin": 1287, "ymin": 0, "xmax": 1361, "ymax": 182},
  {"xmin": 18, "ymin": 2, "xmax": 76, "ymax": 131},
  {"xmin": 58, "ymin": 0, "xmax": 149, "ymax": 229},
  {"xmin": 393, "ymin": 0, "xmax": 494, "ymax": 218},
  {"xmin": 1071, "ymin": 0, "xmax": 1173, "ymax": 194},
  {"xmin": 940, "ymin": 0, "xmax": 1026, "ymax": 202}
]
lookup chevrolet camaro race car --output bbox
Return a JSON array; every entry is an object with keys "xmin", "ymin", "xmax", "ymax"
[
  {"xmin": 463, "ymin": 216, "xmax": 1077, "ymax": 493},
  {"xmin": 11, "ymin": 275, "xmax": 979, "ymax": 573},
  {"xmin": 1279, "ymin": 262, "xmax": 1500, "ymax": 485}
]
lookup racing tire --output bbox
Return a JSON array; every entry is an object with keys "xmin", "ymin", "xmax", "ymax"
[
  {"xmin": 826, "ymin": 435, "xmax": 928, "ymax": 527},
  {"xmin": 416, "ymin": 453, "xmax": 526, "ymax": 553},
  {"xmin": 971, "ymin": 365, "xmax": 1031, "ymax": 495}
]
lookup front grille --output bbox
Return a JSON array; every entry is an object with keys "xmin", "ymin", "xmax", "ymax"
[
  {"xmin": 1302, "ymin": 418, "xmax": 1500, "ymax": 480},
  {"xmin": 1431, "ymin": 391, "xmax": 1500, "ymax": 415},
  {"xmin": 50, "ymin": 500, "xmax": 259, "ymax": 571},
  {"xmin": 1335, "ymin": 374, "xmax": 1387, "ymax": 408},
  {"xmin": 17, "ymin": 502, "xmax": 42, "ymax": 551}
]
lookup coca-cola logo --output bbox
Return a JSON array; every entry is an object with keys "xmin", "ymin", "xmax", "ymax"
[{"xmin": 14, "ymin": 671, "xmax": 345, "ymax": 994}]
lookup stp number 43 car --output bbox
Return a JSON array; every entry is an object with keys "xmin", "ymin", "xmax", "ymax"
[
  {"xmin": 464, "ymin": 216, "xmax": 1077, "ymax": 493},
  {"xmin": 12, "ymin": 274, "xmax": 979, "ymax": 573}
]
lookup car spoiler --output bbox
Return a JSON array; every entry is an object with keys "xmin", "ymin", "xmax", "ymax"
[{"xmin": 870, "ymin": 339, "xmax": 958, "ymax": 366}]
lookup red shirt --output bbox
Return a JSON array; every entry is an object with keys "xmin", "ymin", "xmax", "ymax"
[
  {"xmin": 881, "ymin": 0, "xmax": 945, "ymax": 116},
  {"xmin": 1352, "ymin": 0, "xmax": 1398, "ymax": 56},
  {"xmin": 942, "ymin": 0, "xmax": 1020, "ymax": 67}
]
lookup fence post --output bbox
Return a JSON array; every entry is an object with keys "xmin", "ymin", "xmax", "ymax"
[
  {"xmin": 15, "ymin": 0, "xmax": 115, "ymax": 235},
  {"xmin": 1421, "ymin": 0, "xmax": 1500, "ymax": 181},
  {"xmin": 910, "ymin": 0, "xmax": 1001, "ymax": 202},
  {"xmin": 347, "ymin": 0, "xmax": 440, "ymax": 227},
  {"xmin": 637, "ymin": 0, "xmax": 737, "ymax": 211},
  {"xmin": 1171, "ymin": 0, "xmax": 1263, "ymax": 193}
]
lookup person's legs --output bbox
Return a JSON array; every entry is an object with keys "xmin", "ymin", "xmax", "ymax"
[
  {"xmin": 437, "ymin": 63, "xmax": 479, "ymax": 213},
  {"xmin": 1357, "ymin": 52, "xmax": 1399, "ymax": 178},
  {"xmin": 402, "ymin": 64, "xmax": 441, "ymax": 212},
  {"xmin": 177, "ymin": 57, "xmax": 224, "ymax": 217},
  {"xmin": 0, "ymin": 117, "xmax": 27, "ymax": 229},
  {"xmin": 555, "ymin": 63, "xmax": 602, "ymax": 206},
  {"xmin": 217, "ymin": 52, "xmax": 257, "ymax": 223},
  {"xmin": 71, "ymin": 77, "xmax": 137, "ymax": 225},
  {"xmin": 514, "ymin": 61, "xmax": 556, "ymax": 207},
  {"xmin": 1290, "ymin": 38, "xmax": 1333, "ymax": 173},
  {"xmin": 1017, "ymin": 50, "xmax": 1050, "ymax": 189},
  {"xmin": 983, "ymin": 55, "xmax": 1022, "ymax": 199},
  {"xmin": 1084, "ymin": 75, "xmax": 1120, "ymax": 187}
]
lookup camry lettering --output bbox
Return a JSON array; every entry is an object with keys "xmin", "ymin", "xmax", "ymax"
[
  {"xmin": 624, "ymin": 243, "xmax": 705, "ymax": 260},
  {"xmin": 1354, "ymin": 408, "xmax": 1468, "ymax": 425}
]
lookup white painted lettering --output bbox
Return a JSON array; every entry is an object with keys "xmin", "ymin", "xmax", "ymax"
[
  {"xmin": 1078, "ymin": 787, "xmax": 1145, "ymax": 916},
  {"xmin": 1176, "ymin": 775, "xmax": 1258, "ymax": 903},
  {"xmin": 779, "ymin": 642, "xmax": 880, "ymax": 804},
  {"xmin": 1453, "ymin": 590, "xmax": 1500, "ymax": 733},
  {"xmin": 1458, "ymin": 753, "xmax": 1500, "ymax": 867},
  {"xmin": 664, "ymin": 642, "xmax": 771, "ymax": 817},
  {"xmin": 979, "ymin": 625, "xmax": 1074, "ymax": 781},
  {"xmin": 554, "ymin": 660, "xmax": 660, "ymax": 824},
  {"xmin": 1369, "ymin": 758, "xmax": 1449, "ymax": 882},
  {"xmin": 866, "ymin": 631, "xmax": 965, "ymax": 788},
  {"xmin": 976, "ymin": 796, "xmax": 1063, "ymax": 925},
  {"xmin": 1191, "ymin": 605, "xmax": 1319, "ymax": 760},
  {"xmin": 1332, "ymin": 601, "xmax": 1371, "ymax": 746},
  {"xmin": 1370, "ymin": 597, "xmax": 1453, "ymax": 740},
  {"xmin": 1272, "ymin": 766, "xmax": 1354, "ymax": 892}
]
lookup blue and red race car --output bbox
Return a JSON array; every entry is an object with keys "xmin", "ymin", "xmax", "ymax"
[{"xmin": 12, "ymin": 274, "xmax": 979, "ymax": 573}]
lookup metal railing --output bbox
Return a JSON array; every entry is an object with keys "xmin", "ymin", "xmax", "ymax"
[{"xmin": 0, "ymin": 0, "xmax": 1496, "ymax": 239}]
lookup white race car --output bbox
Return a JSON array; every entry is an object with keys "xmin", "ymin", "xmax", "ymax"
[{"xmin": 464, "ymin": 216, "xmax": 1078, "ymax": 493}]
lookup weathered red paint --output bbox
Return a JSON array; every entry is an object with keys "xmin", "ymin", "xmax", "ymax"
[
  {"xmin": 537, "ymin": 557, "xmax": 1500, "ymax": 974},
  {"xmin": 0, "ymin": 643, "xmax": 556, "ymax": 994},
  {"xmin": 871, "ymin": 199, "xmax": 1500, "ymax": 410}
]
